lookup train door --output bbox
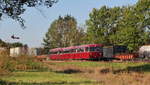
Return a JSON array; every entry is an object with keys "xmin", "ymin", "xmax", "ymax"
[{"xmin": 103, "ymin": 46, "xmax": 114, "ymax": 58}]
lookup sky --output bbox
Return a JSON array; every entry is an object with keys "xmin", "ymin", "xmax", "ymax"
[{"xmin": 0, "ymin": 0, "xmax": 138, "ymax": 48}]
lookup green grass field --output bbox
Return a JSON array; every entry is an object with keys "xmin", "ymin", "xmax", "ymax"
[
  {"xmin": 1, "ymin": 72, "xmax": 96, "ymax": 85},
  {"xmin": 48, "ymin": 61, "xmax": 150, "ymax": 72},
  {"xmin": 51, "ymin": 61, "xmax": 144, "ymax": 68},
  {"xmin": 1, "ymin": 61, "xmax": 150, "ymax": 85}
]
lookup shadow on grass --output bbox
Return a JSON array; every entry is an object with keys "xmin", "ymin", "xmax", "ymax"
[
  {"xmin": 114, "ymin": 63, "xmax": 150, "ymax": 73},
  {"xmin": 100, "ymin": 68, "xmax": 110, "ymax": 74},
  {"xmin": 0, "ymin": 80, "xmax": 96, "ymax": 85},
  {"xmin": 55, "ymin": 69, "xmax": 82, "ymax": 74}
]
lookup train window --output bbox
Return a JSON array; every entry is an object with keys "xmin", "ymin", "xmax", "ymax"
[
  {"xmin": 57, "ymin": 51, "xmax": 61, "ymax": 54},
  {"xmin": 95, "ymin": 47, "xmax": 103, "ymax": 52},
  {"xmin": 62, "ymin": 49, "xmax": 76, "ymax": 53},
  {"xmin": 85, "ymin": 47, "xmax": 89, "ymax": 52},
  {"xmin": 61, "ymin": 51, "xmax": 64, "ymax": 54},
  {"xmin": 77, "ymin": 48, "xmax": 84, "ymax": 52},
  {"xmin": 81, "ymin": 48, "xmax": 84, "ymax": 52},
  {"xmin": 77, "ymin": 48, "xmax": 80, "ymax": 52},
  {"xmin": 63, "ymin": 50, "xmax": 70, "ymax": 53},
  {"xmin": 62, "ymin": 49, "xmax": 74, "ymax": 54},
  {"xmin": 69, "ymin": 49, "xmax": 73, "ymax": 53},
  {"xmin": 50, "ymin": 51, "xmax": 57, "ymax": 54},
  {"xmin": 71, "ymin": 49, "xmax": 76, "ymax": 53},
  {"xmin": 89, "ymin": 47, "xmax": 103, "ymax": 52},
  {"xmin": 89, "ymin": 47, "xmax": 95, "ymax": 51}
]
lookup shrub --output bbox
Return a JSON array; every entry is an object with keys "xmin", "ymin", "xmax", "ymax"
[
  {"xmin": 13, "ymin": 55, "xmax": 50, "ymax": 71},
  {"xmin": 0, "ymin": 53, "xmax": 16, "ymax": 76},
  {"xmin": 0, "ymin": 54, "xmax": 50, "ymax": 76}
]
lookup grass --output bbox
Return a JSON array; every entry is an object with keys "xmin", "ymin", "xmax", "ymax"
[
  {"xmin": 1, "ymin": 61, "xmax": 150, "ymax": 85},
  {"xmin": 0, "ymin": 72, "xmax": 97, "ymax": 85},
  {"xmin": 49, "ymin": 61, "xmax": 150, "ymax": 70}
]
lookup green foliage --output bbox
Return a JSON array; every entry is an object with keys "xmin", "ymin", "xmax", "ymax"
[
  {"xmin": 0, "ymin": 39, "xmax": 7, "ymax": 47},
  {"xmin": 14, "ymin": 56, "xmax": 50, "ymax": 72},
  {"xmin": 0, "ymin": 0, "xmax": 58, "ymax": 28},
  {"xmin": 110, "ymin": 27, "xmax": 147, "ymax": 51},
  {"xmin": 0, "ymin": 54, "xmax": 50, "ymax": 76},
  {"xmin": 8, "ymin": 42, "xmax": 24, "ymax": 48},
  {"xmin": 43, "ymin": 15, "xmax": 86, "ymax": 49},
  {"xmin": 86, "ymin": 6, "xmax": 122, "ymax": 45},
  {"xmin": 0, "ymin": 62, "xmax": 150, "ymax": 85},
  {"xmin": 0, "ymin": 54, "xmax": 16, "ymax": 75},
  {"xmin": 86, "ymin": 0, "xmax": 150, "ymax": 51},
  {"xmin": 0, "ymin": 39, "xmax": 24, "ymax": 48}
]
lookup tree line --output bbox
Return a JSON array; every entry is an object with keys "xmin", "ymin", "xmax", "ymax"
[
  {"xmin": 43, "ymin": 0, "xmax": 150, "ymax": 52},
  {"xmin": 0, "ymin": 39, "xmax": 23, "ymax": 48}
]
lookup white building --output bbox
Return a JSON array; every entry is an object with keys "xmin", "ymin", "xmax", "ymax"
[
  {"xmin": 139, "ymin": 45, "xmax": 150, "ymax": 58},
  {"xmin": 10, "ymin": 47, "xmax": 41, "ymax": 57},
  {"xmin": 10, "ymin": 47, "xmax": 28, "ymax": 57}
]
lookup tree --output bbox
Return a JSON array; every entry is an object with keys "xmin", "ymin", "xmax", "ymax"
[
  {"xmin": 0, "ymin": 38, "xmax": 24, "ymax": 48},
  {"xmin": 8, "ymin": 42, "xmax": 23, "ymax": 48},
  {"xmin": 135, "ymin": 0, "xmax": 150, "ymax": 31},
  {"xmin": 86, "ymin": 0, "xmax": 150, "ymax": 51},
  {"xmin": 111, "ymin": 1, "xmax": 150, "ymax": 51},
  {"xmin": 110, "ymin": 27, "xmax": 148, "ymax": 51},
  {"xmin": 86, "ymin": 6, "xmax": 122, "ymax": 45},
  {"xmin": 43, "ymin": 15, "xmax": 86, "ymax": 49},
  {"xmin": 0, "ymin": 0, "xmax": 58, "ymax": 28},
  {"xmin": 0, "ymin": 39, "xmax": 7, "ymax": 47}
]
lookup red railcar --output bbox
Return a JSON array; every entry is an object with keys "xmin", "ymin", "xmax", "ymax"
[
  {"xmin": 49, "ymin": 44, "xmax": 137, "ymax": 60},
  {"xmin": 49, "ymin": 44, "xmax": 103, "ymax": 60}
]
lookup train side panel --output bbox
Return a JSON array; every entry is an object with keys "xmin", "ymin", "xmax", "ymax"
[{"xmin": 49, "ymin": 52, "xmax": 103, "ymax": 60}]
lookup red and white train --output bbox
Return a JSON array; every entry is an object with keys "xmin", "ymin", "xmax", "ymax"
[
  {"xmin": 50, "ymin": 44, "xmax": 103, "ymax": 60},
  {"xmin": 49, "ymin": 44, "xmax": 137, "ymax": 60}
]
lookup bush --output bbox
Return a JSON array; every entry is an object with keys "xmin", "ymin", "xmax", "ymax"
[
  {"xmin": 0, "ymin": 54, "xmax": 50, "ymax": 76},
  {"xmin": 14, "ymin": 55, "xmax": 50, "ymax": 71},
  {"xmin": 0, "ymin": 53, "xmax": 16, "ymax": 76}
]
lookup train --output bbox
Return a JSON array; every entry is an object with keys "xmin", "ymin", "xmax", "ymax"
[{"xmin": 49, "ymin": 44, "xmax": 138, "ymax": 60}]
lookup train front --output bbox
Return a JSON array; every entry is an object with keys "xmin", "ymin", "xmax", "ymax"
[{"xmin": 85, "ymin": 44, "xmax": 103, "ymax": 60}]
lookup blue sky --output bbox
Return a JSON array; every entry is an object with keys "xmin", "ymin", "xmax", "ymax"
[{"xmin": 0, "ymin": 0, "xmax": 138, "ymax": 47}]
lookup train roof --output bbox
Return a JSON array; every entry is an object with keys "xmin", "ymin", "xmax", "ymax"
[
  {"xmin": 62, "ymin": 46, "xmax": 76, "ymax": 50},
  {"xmin": 50, "ymin": 44, "xmax": 103, "ymax": 52},
  {"xmin": 61, "ymin": 44, "xmax": 103, "ymax": 50},
  {"xmin": 77, "ymin": 44, "xmax": 103, "ymax": 48},
  {"xmin": 50, "ymin": 48, "xmax": 63, "ymax": 52}
]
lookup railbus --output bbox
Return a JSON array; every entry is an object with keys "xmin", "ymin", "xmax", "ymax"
[
  {"xmin": 49, "ymin": 44, "xmax": 103, "ymax": 60},
  {"xmin": 49, "ymin": 44, "xmax": 138, "ymax": 60}
]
